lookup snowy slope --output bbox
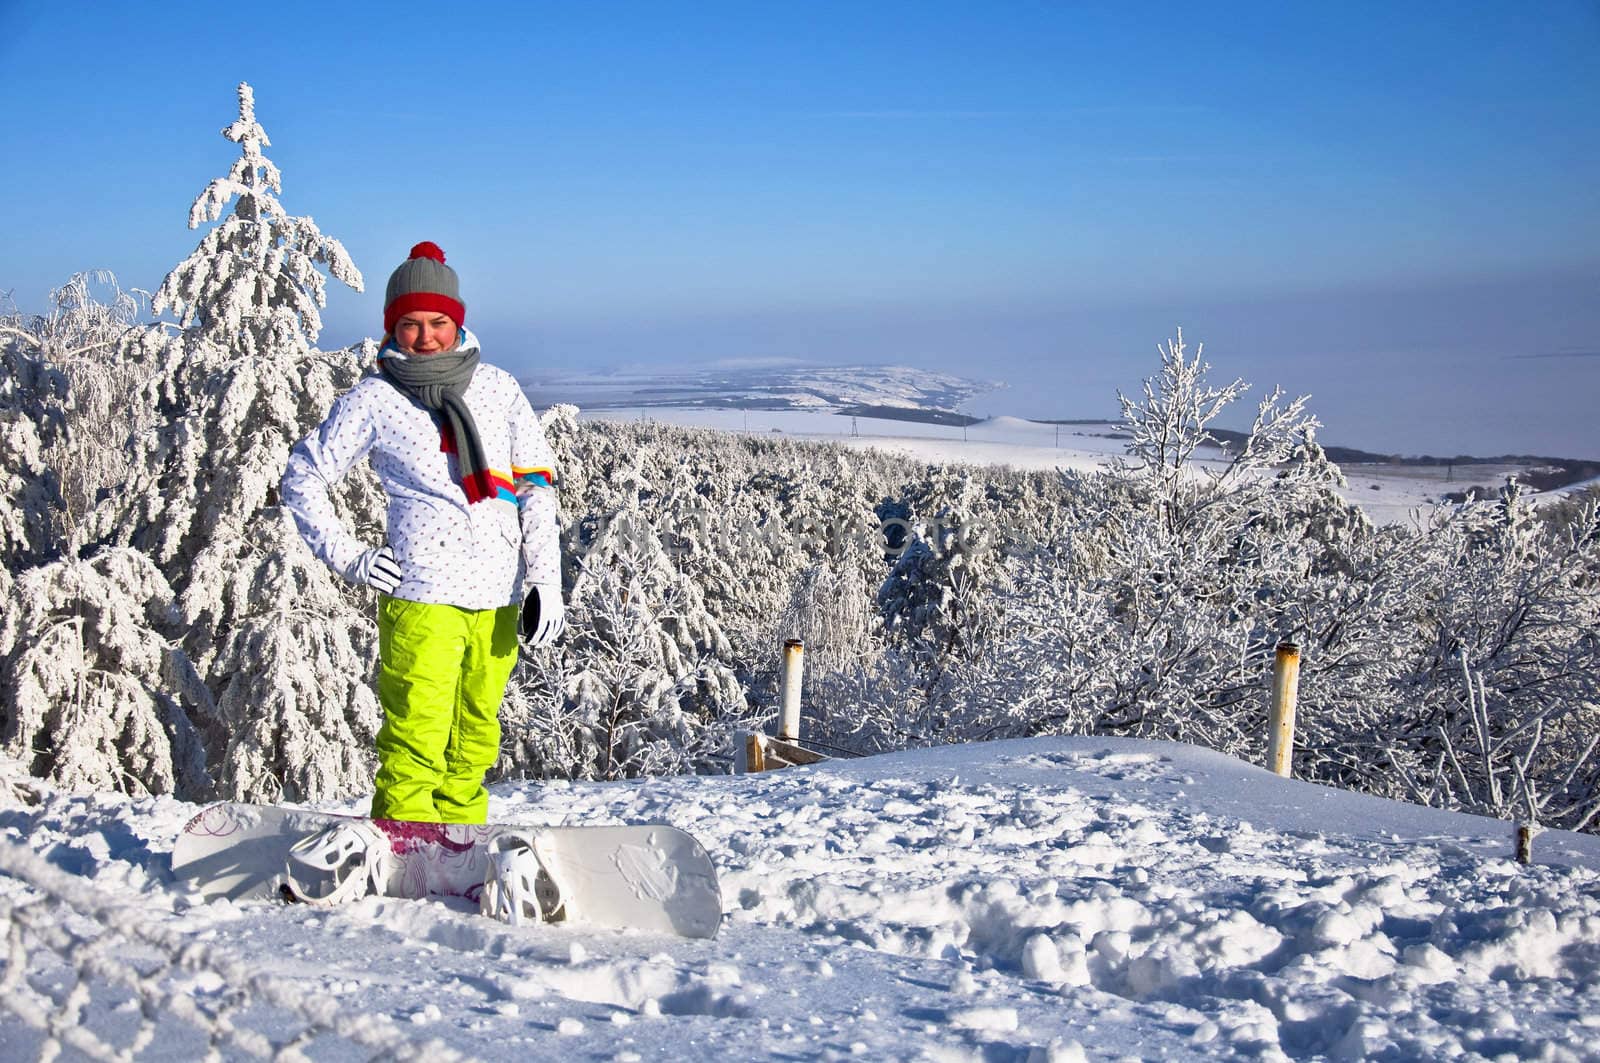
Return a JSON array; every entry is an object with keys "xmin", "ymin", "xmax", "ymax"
[{"xmin": 3, "ymin": 737, "xmax": 1597, "ymax": 1061}]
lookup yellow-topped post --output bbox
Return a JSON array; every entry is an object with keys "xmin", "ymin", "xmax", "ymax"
[{"xmin": 779, "ymin": 639, "xmax": 804, "ymax": 741}]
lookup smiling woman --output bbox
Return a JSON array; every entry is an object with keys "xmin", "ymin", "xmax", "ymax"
[
  {"xmin": 393, "ymin": 310, "xmax": 458, "ymax": 355},
  {"xmin": 280, "ymin": 242, "xmax": 568, "ymax": 876}
]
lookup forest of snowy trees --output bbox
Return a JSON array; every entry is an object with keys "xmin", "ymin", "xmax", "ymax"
[{"xmin": 3, "ymin": 84, "xmax": 1598, "ymax": 835}]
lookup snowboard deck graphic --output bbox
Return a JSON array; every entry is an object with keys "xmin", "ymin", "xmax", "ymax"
[{"xmin": 171, "ymin": 803, "xmax": 722, "ymax": 939}]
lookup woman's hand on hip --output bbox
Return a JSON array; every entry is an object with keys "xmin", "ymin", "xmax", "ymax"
[{"xmin": 354, "ymin": 546, "xmax": 403, "ymax": 595}]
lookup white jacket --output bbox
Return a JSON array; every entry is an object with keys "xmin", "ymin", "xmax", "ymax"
[{"xmin": 281, "ymin": 330, "xmax": 561, "ymax": 610}]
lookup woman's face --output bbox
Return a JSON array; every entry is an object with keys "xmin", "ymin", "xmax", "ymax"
[{"xmin": 394, "ymin": 311, "xmax": 459, "ymax": 355}]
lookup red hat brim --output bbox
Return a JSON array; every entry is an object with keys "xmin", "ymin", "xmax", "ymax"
[{"xmin": 384, "ymin": 292, "xmax": 466, "ymax": 333}]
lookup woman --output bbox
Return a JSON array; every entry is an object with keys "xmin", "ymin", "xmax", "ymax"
[{"xmin": 281, "ymin": 241, "xmax": 564, "ymax": 833}]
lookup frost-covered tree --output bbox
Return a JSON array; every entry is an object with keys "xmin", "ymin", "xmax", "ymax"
[
  {"xmin": 779, "ymin": 562, "xmax": 879, "ymax": 676},
  {"xmin": 184, "ymin": 513, "xmax": 383, "ymax": 803},
  {"xmin": 877, "ymin": 465, "xmax": 1009, "ymax": 661},
  {"xmin": 60, "ymin": 83, "xmax": 386, "ymax": 803},
  {"xmin": 153, "ymin": 83, "xmax": 360, "ymax": 356},
  {"xmin": 1413, "ymin": 650, "xmax": 1600, "ymax": 833},
  {"xmin": 1067, "ymin": 332, "xmax": 1359, "ymax": 742},
  {"xmin": 0, "ymin": 271, "xmax": 144, "ymax": 363},
  {"xmin": 1366, "ymin": 483, "xmax": 1600, "ymax": 830},
  {"xmin": 1113, "ymin": 328, "xmax": 1351, "ymax": 541},
  {"xmin": 556, "ymin": 504, "xmax": 750, "ymax": 779},
  {"xmin": 0, "ymin": 549, "xmax": 211, "ymax": 798},
  {"xmin": 90, "ymin": 81, "xmax": 369, "ymax": 572},
  {"xmin": 1, "ymin": 272, "xmax": 154, "ymax": 554},
  {"xmin": 0, "ymin": 336, "xmax": 67, "ymax": 568},
  {"xmin": 492, "ymin": 652, "xmax": 575, "ymax": 783}
]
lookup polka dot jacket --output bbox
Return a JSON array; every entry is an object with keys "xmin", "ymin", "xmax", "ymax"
[{"xmin": 281, "ymin": 329, "xmax": 562, "ymax": 610}]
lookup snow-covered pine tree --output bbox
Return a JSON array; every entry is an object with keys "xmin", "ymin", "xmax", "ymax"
[
  {"xmin": 185, "ymin": 513, "xmax": 382, "ymax": 803},
  {"xmin": 555, "ymin": 502, "xmax": 750, "ymax": 779},
  {"xmin": 877, "ymin": 464, "xmax": 1009, "ymax": 664},
  {"xmin": 153, "ymin": 83, "xmax": 360, "ymax": 357},
  {"xmin": 87, "ymin": 81, "xmax": 369, "ymax": 572},
  {"xmin": 0, "ymin": 333, "xmax": 67, "ymax": 569},
  {"xmin": 0, "ymin": 548, "xmax": 211, "ymax": 798},
  {"xmin": 748, "ymin": 445, "xmax": 889, "ymax": 659},
  {"xmin": 75, "ymin": 82, "xmax": 385, "ymax": 801}
]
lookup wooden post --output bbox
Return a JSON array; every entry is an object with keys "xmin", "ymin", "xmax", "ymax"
[
  {"xmin": 762, "ymin": 737, "xmax": 827, "ymax": 769},
  {"xmin": 1515, "ymin": 824, "xmax": 1534, "ymax": 865},
  {"xmin": 1268, "ymin": 642, "xmax": 1300, "ymax": 778},
  {"xmin": 780, "ymin": 639, "xmax": 804, "ymax": 742},
  {"xmin": 742, "ymin": 732, "xmax": 766, "ymax": 774},
  {"xmin": 734, "ymin": 730, "xmax": 825, "ymax": 773}
]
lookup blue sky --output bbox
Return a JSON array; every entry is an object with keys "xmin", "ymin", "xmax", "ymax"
[{"xmin": 2, "ymin": 1, "xmax": 1597, "ymax": 455}]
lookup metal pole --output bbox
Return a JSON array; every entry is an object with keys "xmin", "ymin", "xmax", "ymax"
[
  {"xmin": 1268, "ymin": 642, "xmax": 1300, "ymax": 778},
  {"xmin": 780, "ymin": 639, "xmax": 804, "ymax": 741}
]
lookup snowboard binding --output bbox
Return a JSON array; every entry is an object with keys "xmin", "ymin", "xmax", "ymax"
[
  {"xmin": 283, "ymin": 821, "xmax": 394, "ymax": 905},
  {"xmin": 479, "ymin": 832, "xmax": 568, "ymax": 926}
]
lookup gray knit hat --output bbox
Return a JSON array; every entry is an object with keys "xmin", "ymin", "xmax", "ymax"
[{"xmin": 384, "ymin": 241, "xmax": 466, "ymax": 332}]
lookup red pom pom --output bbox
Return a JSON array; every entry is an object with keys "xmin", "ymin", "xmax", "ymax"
[{"xmin": 409, "ymin": 241, "xmax": 446, "ymax": 263}]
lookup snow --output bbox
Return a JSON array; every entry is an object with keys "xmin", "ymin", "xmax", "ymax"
[
  {"xmin": 5, "ymin": 736, "xmax": 1598, "ymax": 1060},
  {"xmin": 523, "ymin": 363, "xmax": 1000, "ymax": 415},
  {"xmin": 581, "ymin": 405, "xmax": 1584, "ymax": 527},
  {"xmin": 1553, "ymin": 472, "xmax": 1600, "ymax": 497},
  {"xmin": 583, "ymin": 407, "xmax": 1151, "ymax": 474}
]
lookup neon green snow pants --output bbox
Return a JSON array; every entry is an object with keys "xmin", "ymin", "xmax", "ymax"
[{"xmin": 371, "ymin": 596, "xmax": 519, "ymax": 823}]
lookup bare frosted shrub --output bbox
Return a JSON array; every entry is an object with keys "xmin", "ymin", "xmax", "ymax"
[{"xmin": 0, "ymin": 272, "xmax": 153, "ymax": 555}]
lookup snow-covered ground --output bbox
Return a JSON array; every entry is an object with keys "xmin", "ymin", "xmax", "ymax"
[
  {"xmin": 578, "ymin": 406, "xmax": 1552, "ymax": 527},
  {"xmin": 3, "ymin": 737, "xmax": 1597, "ymax": 1061}
]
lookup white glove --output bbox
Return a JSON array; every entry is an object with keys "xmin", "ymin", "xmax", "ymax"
[
  {"xmin": 521, "ymin": 583, "xmax": 565, "ymax": 646},
  {"xmin": 353, "ymin": 546, "xmax": 403, "ymax": 595}
]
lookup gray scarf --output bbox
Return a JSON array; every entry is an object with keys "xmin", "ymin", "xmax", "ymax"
[{"xmin": 379, "ymin": 348, "xmax": 495, "ymax": 503}]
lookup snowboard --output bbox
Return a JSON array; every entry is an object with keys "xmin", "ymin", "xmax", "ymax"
[{"xmin": 170, "ymin": 803, "xmax": 722, "ymax": 939}]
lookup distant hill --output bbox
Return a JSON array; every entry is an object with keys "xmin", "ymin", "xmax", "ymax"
[
  {"xmin": 521, "ymin": 363, "xmax": 1001, "ymax": 416},
  {"xmin": 1204, "ymin": 428, "xmax": 1600, "ymax": 491},
  {"xmin": 835, "ymin": 404, "xmax": 981, "ymax": 427}
]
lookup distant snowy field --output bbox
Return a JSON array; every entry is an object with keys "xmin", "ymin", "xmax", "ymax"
[
  {"xmin": 575, "ymin": 405, "xmax": 1542, "ymax": 527},
  {"xmin": 3, "ymin": 738, "xmax": 1597, "ymax": 1061},
  {"xmin": 532, "ymin": 362, "xmax": 1581, "ymax": 525},
  {"xmin": 522, "ymin": 361, "xmax": 1001, "ymax": 418}
]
